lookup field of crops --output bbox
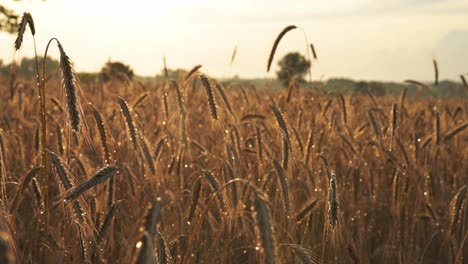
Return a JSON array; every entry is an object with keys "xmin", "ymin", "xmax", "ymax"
[{"xmin": 0, "ymin": 14, "xmax": 467, "ymax": 264}]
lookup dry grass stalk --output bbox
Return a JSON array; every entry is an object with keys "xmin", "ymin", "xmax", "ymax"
[
  {"xmin": 254, "ymin": 191, "xmax": 277, "ymax": 264},
  {"xmin": 433, "ymin": 59, "xmax": 439, "ymax": 86},
  {"xmin": 198, "ymin": 75, "xmax": 218, "ymax": 120},
  {"xmin": 118, "ymin": 97, "xmax": 138, "ymax": 149},
  {"xmin": 267, "ymin": 25, "xmax": 297, "ymax": 72},
  {"xmin": 64, "ymin": 165, "xmax": 119, "ymax": 202}
]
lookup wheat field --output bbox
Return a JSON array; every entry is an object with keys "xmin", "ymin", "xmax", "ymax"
[{"xmin": 0, "ymin": 14, "xmax": 466, "ymax": 264}]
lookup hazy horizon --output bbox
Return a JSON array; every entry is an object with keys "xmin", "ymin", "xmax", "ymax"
[{"xmin": 1, "ymin": 0, "xmax": 467, "ymax": 82}]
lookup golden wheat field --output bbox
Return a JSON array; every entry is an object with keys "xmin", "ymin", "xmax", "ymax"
[{"xmin": 0, "ymin": 12, "xmax": 467, "ymax": 264}]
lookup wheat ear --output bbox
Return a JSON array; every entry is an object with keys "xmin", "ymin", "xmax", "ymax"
[
  {"xmin": 254, "ymin": 191, "xmax": 277, "ymax": 264},
  {"xmin": 267, "ymin": 25, "xmax": 297, "ymax": 72},
  {"xmin": 64, "ymin": 165, "xmax": 119, "ymax": 202}
]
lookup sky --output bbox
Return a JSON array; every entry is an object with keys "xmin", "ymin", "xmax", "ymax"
[{"xmin": 1, "ymin": 0, "xmax": 468, "ymax": 81}]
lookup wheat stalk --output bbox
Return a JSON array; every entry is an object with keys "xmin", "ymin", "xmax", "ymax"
[
  {"xmin": 9, "ymin": 167, "xmax": 40, "ymax": 214},
  {"xmin": 139, "ymin": 134, "xmax": 155, "ymax": 175},
  {"xmin": 63, "ymin": 165, "xmax": 119, "ymax": 202},
  {"xmin": 57, "ymin": 41, "xmax": 81, "ymax": 132},
  {"xmin": 184, "ymin": 64, "xmax": 202, "ymax": 81},
  {"xmin": 91, "ymin": 201, "xmax": 120, "ymax": 259},
  {"xmin": 90, "ymin": 104, "xmax": 111, "ymax": 163},
  {"xmin": 214, "ymin": 82, "xmax": 234, "ymax": 115},
  {"xmin": 444, "ymin": 122, "xmax": 468, "ymax": 142},
  {"xmin": 230, "ymin": 46, "xmax": 237, "ymax": 66},
  {"xmin": 460, "ymin": 75, "xmax": 468, "ymax": 89},
  {"xmin": 254, "ymin": 191, "xmax": 277, "ymax": 264},
  {"xmin": 157, "ymin": 231, "xmax": 172, "ymax": 264},
  {"xmin": 142, "ymin": 199, "xmax": 162, "ymax": 237},
  {"xmin": 0, "ymin": 232, "xmax": 14, "ymax": 264},
  {"xmin": 296, "ymin": 198, "xmax": 319, "ymax": 222},
  {"xmin": 433, "ymin": 59, "xmax": 439, "ymax": 86},
  {"xmin": 282, "ymin": 132, "xmax": 290, "ymax": 171},
  {"xmin": 188, "ymin": 176, "xmax": 202, "ymax": 221},
  {"xmin": 133, "ymin": 231, "xmax": 156, "ymax": 264},
  {"xmin": 272, "ymin": 159, "xmax": 291, "ymax": 214},
  {"xmin": 270, "ymin": 100, "xmax": 290, "ymax": 144},
  {"xmin": 448, "ymin": 185, "xmax": 467, "ymax": 236},
  {"xmin": 14, "ymin": 12, "xmax": 35, "ymax": 50},
  {"xmin": 202, "ymin": 170, "xmax": 227, "ymax": 212},
  {"xmin": 118, "ymin": 97, "xmax": 138, "ymax": 149},
  {"xmin": 198, "ymin": 75, "xmax": 218, "ymax": 120},
  {"xmin": 48, "ymin": 150, "xmax": 85, "ymax": 222},
  {"xmin": 267, "ymin": 25, "xmax": 297, "ymax": 72},
  {"xmin": 328, "ymin": 171, "xmax": 338, "ymax": 229}
]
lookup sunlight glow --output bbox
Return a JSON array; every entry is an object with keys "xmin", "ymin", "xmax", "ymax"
[{"xmin": 0, "ymin": 0, "xmax": 467, "ymax": 80}]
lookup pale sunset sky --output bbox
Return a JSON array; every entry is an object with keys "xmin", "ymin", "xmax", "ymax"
[{"xmin": 1, "ymin": 0, "xmax": 467, "ymax": 81}]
